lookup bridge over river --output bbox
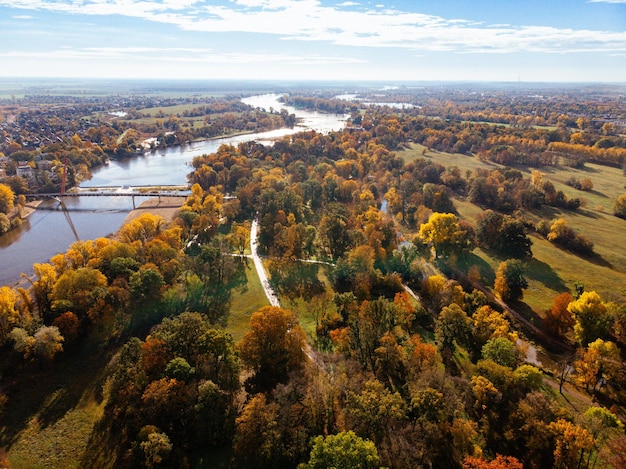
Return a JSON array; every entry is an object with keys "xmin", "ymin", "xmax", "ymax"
[{"xmin": 25, "ymin": 185, "xmax": 192, "ymax": 208}]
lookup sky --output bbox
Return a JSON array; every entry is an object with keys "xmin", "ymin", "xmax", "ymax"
[{"xmin": 1, "ymin": 0, "xmax": 625, "ymax": 83}]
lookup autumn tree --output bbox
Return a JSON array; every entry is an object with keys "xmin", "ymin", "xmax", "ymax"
[
  {"xmin": 463, "ymin": 454, "xmax": 523, "ymax": 469},
  {"xmin": 10, "ymin": 326, "xmax": 64, "ymax": 361},
  {"xmin": 238, "ymin": 306, "xmax": 307, "ymax": 390},
  {"xmin": 140, "ymin": 429, "xmax": 172, "ymax": 469},
  {"xmin": 345, "ymin": 379, "xmax": 406, "ymax": 445},
  {"xmin": 494, "ymin": 260, "xmax": 527, "ymax": 303},
  {"xmin": 544, "ymin": 292, "xmax": 575, "ymax": 338},
  {"xmin": 567, "ymin": 291, "xmax": 610, "ymax": 345},
  {"xmin": 0, "ymin": 183, "xmax": 14, "ymax": 215},
  {"xmin": 472, "ymin": 305, "xmax": 517, "ymax": 358},
  {"xmin": 548, "ymin": 419, "xmax": 595, "ymax": 469},
  {"xmin": 233, "ymin": 394, "xmax": 281, "ymax": 468},
  {"xmin": 574, "ymin": 339, "xmax": 619, "ymax": 392},
  {"xmin": 418, "ymin": 212, "xmax": 475, "ymax": 262},
  {"xmin": 51, "ymin": 267, "xmax": 108, "ymax": 321},
  {"xmin": 0, "ymin": 286, "xmax": 22, "ymax": 346},
  {"xmin": 27, "ymin": 263, "xmax": 58, "ymax": 317},
  {"xmin": 614, "ymin": 193, "xmax": 626, "ymax": 219}
]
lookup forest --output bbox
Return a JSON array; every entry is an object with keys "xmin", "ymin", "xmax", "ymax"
[{"xmin": 1, "ymin": 83, "xmax": 626, "ymax": 468}]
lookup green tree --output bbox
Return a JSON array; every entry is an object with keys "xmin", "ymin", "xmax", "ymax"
[
  {"xmin": 494, "ymin": 260, "xmax": 527, "ymax": 303},
  {"xmin": 476, "ymin": 210, "xmax": 532, "ymax": 258},
  {"xmin": 345, "ymin": 379, "xmax": 406, "ymax": 444},
  {"xmin": 482, "ymin": 337, "xmax": 519, "ymax": 368},
  {"xmin": 301, "ymin": 431, "xmax": 380, "ymax": 469},
  {"xmin": 435, "ymin": 303, "xmax": 472, "ymax": 353}
]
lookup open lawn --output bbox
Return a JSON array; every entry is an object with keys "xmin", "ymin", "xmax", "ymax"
[
  {"xmin": 455, "ymin": 202, "xmax": 626, "ymax": 314},
  {"xmin": 400, "ymin": 143, "xmax": 626, "ymax": 311},
  {"xmin": 227, "ymin": 261, "xmax": 271, "ymax": 342}
]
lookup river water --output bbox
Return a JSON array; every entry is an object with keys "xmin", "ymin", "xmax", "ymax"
[{"xmin": 0, "ymin": 94, "xmax": 348, "ymax": 286}]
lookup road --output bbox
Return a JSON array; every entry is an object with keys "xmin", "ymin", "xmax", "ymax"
[{"xmin": 249, "ymin": 217, "xmax": 281, "ymax": 307}]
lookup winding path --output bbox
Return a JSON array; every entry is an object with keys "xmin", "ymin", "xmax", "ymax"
[{"xmin": 250, "ymin": 217, "xmax": 281, "ymax": 307}]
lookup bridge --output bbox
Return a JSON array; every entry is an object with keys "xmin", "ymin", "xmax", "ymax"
[{"xmin": 25, "ymin": 185, "xmax": 192, "ymax": 208}]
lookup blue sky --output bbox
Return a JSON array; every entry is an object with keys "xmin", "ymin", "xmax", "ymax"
[{"xmin": 1, "ymin": 0, "xmax": 625, "ymax": 82}]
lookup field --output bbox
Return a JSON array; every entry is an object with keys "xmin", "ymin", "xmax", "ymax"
[
  {"xmin": 398, "ymin": 143, "xmax": 626, "ymax": 314},
  {"xmin": 227, "ymin": 261, "xmax": 271, "ymax": 342}
]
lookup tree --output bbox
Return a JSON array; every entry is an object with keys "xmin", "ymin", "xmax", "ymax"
[
  {"xmin": 418, "ymin": 212, "xmax": 475, "ymax": 261},
  {"xmin": 118, "ymin": 213, "xmax": 165, "ymax": 245},
  {"xmin": 28, "ymin": 263, "xmax": 58, "ymax": 317},
  {"xmin": 140, "ymin": 430, "xmax": 172, "ymax": 469},
  {"xmin": 463, "ymin": 454, "xmax": 523, "ymax": 469},
  {"xmin": 51, "ymin": 267, "xmax": 108, "ymax": 321},
  {"xmin": 494, "ymin": 260, "xmax": 527, "ymax": 303},
  {"xmin": 567, "ymin": 291, "xmax": 610, "ymax": 345},
  {"xmin": 614, "ymin": 193, "xmax": 626, "ymax": 219},
  {"xmin": 345, "ymin": 379, "xmax": 406, "ymax": 444},
  {"xmin": 10, "ymin": 326, "xmax": 64, "ymax": 361},
  {"xmin": 548, "ymin": 419, "xmax": 595, "ymax": 469},
  {"xmin": 574, "ymin": 339, "xmax": 619, "ymax": 392},
  {"xmin": 0, "ymin": 183, "xmax": 15, "ymax": 215},
  {"xmin": 476, "ymin": 210, "xmax": 532, "ymax": 258},
  {"xmin": 544, "ymin": 292, "xmax": 574, "ymax": 337},
  {"xmin": 472, "ymin": 305, "xmax": 517, "ymax": 352},
  {"xmin": 302, "ymin": 431, "xmax": 380, "ymax": 469},
  {"xmin": 238, "ymin": 306, "xmax": 307, "ymax": 390},
  {"xmin": 233, "ymin": 394, "xmax": 281, "ymax": 468},
  {"xmin": 0, "ymin": 213, "xmax": 10, "ymax": 234},
  {"xmin": 482, "ymin": 337, "xmax": 519, "ymax": 368},
  {"xmin": 435, "ymin": 303, "xmax": 472, "ymax": 353},
  {"xmin": 0, "ymin": 286, "xmax": 21, "ymax": 346},
  {"xmin": 52, "ymin": 311, "xmax": 80, "ymax": 343}
]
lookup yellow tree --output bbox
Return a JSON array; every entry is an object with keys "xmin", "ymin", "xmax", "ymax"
[
  {"xmin": 26, "ymin": 263, "xmax": 58, "ymax": 316},
  {"xmin": 418, "ymin": 212, "xmax": 475, "ymax": 261},
  {"xmin": 567, "ymin": 291, "xmax": 609, "ymax": 345},
  {"xmin": 0, "ymin": 286, "xmax": 21, "ymax": 345},
  {"xmin": 548, "ymin": 419, "xmax": 595, "ymax": 469},
  {"xmin": 0, "ymin": 183, "xmax": 14, "ymax": 215},
  {"xmin": 118, "ymin": 213, "xmax": 165, "ymax": 245},
  {"xmin": 51, "ymin": 267, "xmax": 108, "ymax": 321},
  {"xmin": 574, "ymin": 339, "xmax": 620, "ymax": 392}
]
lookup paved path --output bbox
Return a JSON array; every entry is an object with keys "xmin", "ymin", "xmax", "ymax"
[{"xmin": 250, "ymin": 217, "xmax": 281, "ymax": 307}]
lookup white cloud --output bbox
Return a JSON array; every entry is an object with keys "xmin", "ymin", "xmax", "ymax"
[
  {"xmin": 0, "ymin": 46, "xmax": 367, "ymax": 66},
  {"xmin": 2, "ymin": 0, "xmax": 626, "ymax": 55},
  {"xmin": 12, "ymin": 14, "xmax": 33, "ymax": 18},
  {"xmin": 589, "ymin": 0, "xmax": 626, "ymax": 3}
]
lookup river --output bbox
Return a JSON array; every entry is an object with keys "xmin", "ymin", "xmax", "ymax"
[{"xmin": 0, "ymin": 94, "xmax": 348, "ymax": 286}]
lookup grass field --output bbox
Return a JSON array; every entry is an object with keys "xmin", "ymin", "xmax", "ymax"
[
  {"xmin": 227, "ymin": 261, "xmax": 271, "ymax": 342},
  {"xmin": 398, "ymin": 144, "xmax": 626, "ymax": 314}
]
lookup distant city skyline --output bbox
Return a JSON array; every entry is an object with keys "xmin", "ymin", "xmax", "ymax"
[{"xmin": 1, "ymin": 0, "xmax": 625, "ymax": 83}]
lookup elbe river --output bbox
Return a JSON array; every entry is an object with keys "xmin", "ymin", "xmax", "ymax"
[{"xmin": 0, "ymin": 95, "xmax": 348, "ymax": 286}]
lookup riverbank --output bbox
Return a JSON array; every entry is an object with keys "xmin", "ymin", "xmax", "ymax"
[
  {"xmin": 20, "ymin": 200, "xmax": 44, "ymax": 219},
  {"xmin": 122, "ymin": 196, "xmax": 185, "ymax": 225}
]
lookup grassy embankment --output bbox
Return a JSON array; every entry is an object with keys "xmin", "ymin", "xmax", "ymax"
[{"xmin": 399, "ymin": 143, "xmax": 626, "ymax": 314}]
